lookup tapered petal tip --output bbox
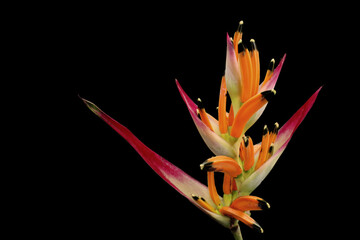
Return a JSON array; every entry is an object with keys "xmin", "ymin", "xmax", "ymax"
[
  {"xmin": 80, "ymin": 97, "xmax": 101, "ymax": 116},
  {"xmin": 258, "ymin": 199, "xmax": 271, "ymax": 210},
  {"xmin": 277, "ymin": 53, "xmax": 286, "ymax": 72},
  {"xmin": 226, "ymin": 32, "xmax": 234, "ymax": 49},
  {"xmin": 315, "ymin": 85, "xmax": 323, "ymax": 95}
]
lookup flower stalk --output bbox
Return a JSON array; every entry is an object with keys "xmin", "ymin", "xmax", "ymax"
[{"xmin": 231, "ymin": 219, "xmax": 243, "ymax": 240}]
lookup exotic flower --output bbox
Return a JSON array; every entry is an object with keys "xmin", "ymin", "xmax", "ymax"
[
  {"xmin": 82, "ymin": 21, "xmax": 321, "ymax": 240},
  {"xmin": 179, "ymin": 21, "xmax": 286, "ymax": 158}
]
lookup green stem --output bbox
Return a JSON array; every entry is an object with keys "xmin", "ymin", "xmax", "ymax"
[
  {"xmin": 230, "ymin": 219, "xmax": 243, "ymax": 240},
  {"xmin": 232, "ymin": 230, "xmax": 243, "ymax": 240}
]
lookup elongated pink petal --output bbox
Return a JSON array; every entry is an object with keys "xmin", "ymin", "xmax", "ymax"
[
  {"xmin": 259, "ymin": 54, "xmax": 286, "ymax": 92},
  {"xmin": 275, "ymin": 86, "xmax": 322, "ymax": 151},
  {"xmin": 175, "ymin": 80, "xmax": 237, "ymax": 158},
  {"xmin": 225, "ymin": 33, "xmax": 242, "ymax": 113},
  {"xmin": 81, "ymin": 98, "xmax": 230, "ymax": 227},
  {"xmin": 240, "ymin": 87, "xmax": 322, "ymax": 195}
]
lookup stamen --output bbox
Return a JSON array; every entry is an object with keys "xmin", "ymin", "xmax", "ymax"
[
  {"xmin": 243, "ymin": 135, "xmax": 249, "ymax": 147},
  {"xmin": 230, "ymin": 196, "xmax": 270, "ymax": 211},
  {"xmin": 262, "ymin": 58, "xmax": 275, "ymax": 87},
  {"xmin": 255, "ymin": 123, "xmax": 278, "ymax": 169},
  {"xmin": 244, "ymin": 136, "xmax": 255, "ymax": 171},
  {"xmin": 255, "ymin": 125, "xmax": 270, "ymax": 170},
  {"xmin": 207, "ymin": 171, "xmax": 221, "ymax": 207},
  {"xmin": 249, "ymin": 39, "xmax": 260, "ymax": 97},
  {"xmin": 218, "ymin": 76, "xmax": 228, "ymax": 134},
  {"xmin": 239, "ymin": 136, "xmax": 247, "ymax": 162},
  {"xmin": 239, "ymin": 47, "xmax": 253, "ymax": 102},
  {"xmin": 262, "ymin": 89, "xmax": 277, "ymax": 101},
  {"xmin": 233, "ymin": 20, "xmax": 244, "ymax": 59},
  {"xmin": 269, "ymin": 122, "xmax": 279, "ymax": 144},
  {"xmin": 249, "ymin": 39, "xmax": 257, "ymax": 51},
  {"xmin": 230, "ymin": 90, "xmax": 276, "ymax": 138},
  {"xmin": 197, "ymin": 98, "xmax": 214, "ymax": 132},
  {"xmin": 237, "ymin": 20, "xmax": 244, "ymax": 33},
  {"xmin": 197, "ymin": 98, "xmax": 204, "ymax": 108},
  {"xmin": 192, "ymin": 194, "xmax": 217, "ymax": 213},
  {"xmin": 200, "ymin": 156, "xmax": 242, "ymax": 178},
  {"xmin": 263, "ymin": 124, "xmax": 269, "ymax": 135},
  {"xmin": 220, "ymin": 206, "xmax": 264, "ymax": 233},
  {"xmin": 228, "ymin": 104, "xmax": 234, "ymax": 126}
]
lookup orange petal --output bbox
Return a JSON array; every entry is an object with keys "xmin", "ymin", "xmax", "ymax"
[
  {"xmin": 249, "ymin": 39, "xmax": 260, "ymax": 97},
  {"xmin": 230, "ymin": 196, "xmax": 270, "ymax": 211},
  {"xmin": 255, "ymin": 125, "xmax": 271, "ymax": 170},
  {"xmin": 197, "ymin": 99, "xmax": 214, "ymax": 132},
  {"xmin": 261, "ymin": 58, "xmax": 275, "ymax": 88},
  {"xmin": 239, "ymin": 47, "xmax": 253, "ymax": 102},
  {"xmin": 233, "ymin": 20, "xmax": 244, "ymax": 60},
  {"xmin": 220, "ymin": 206, "xmax": 263, "ymax": 233},
  {"xmin": 218, "ymin": 76, "xmax": 228, "ymax": 134},
  {"xmin": 244, "ymin": 136, "xmax": 255, "ymax": 171},
  {"xmin": 230, "ymin": 90, "xmax": 276, "ymax": 138},
  {"xmin": 207, "ymin": 171, "xmax": 221, "ymax": 207},
  {"xmin": 201, "ymin": 156, "xmax": 242, "ymax": 178}
]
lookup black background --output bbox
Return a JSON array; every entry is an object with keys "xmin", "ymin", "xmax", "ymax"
[{"xmin": 17, "ymin": 3, "xmax": 355, "ymax": 240}]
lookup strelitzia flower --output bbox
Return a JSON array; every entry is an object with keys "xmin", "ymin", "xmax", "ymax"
[{"xmin": 81, "ymin": 21, "xmax": 321, "ymax": 240}]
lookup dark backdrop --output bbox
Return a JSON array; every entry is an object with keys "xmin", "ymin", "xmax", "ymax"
[{"xmin": 46, "ymin": 3, "xmax": 352, "ymax": 240}]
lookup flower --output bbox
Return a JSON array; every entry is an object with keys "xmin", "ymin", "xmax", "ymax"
[
  {"xmin": 81, "ymin": 21, "xmax": 321, "ymax": 240},
  {"xmin": 177, "ymin": 79, "xmax": 322, "ymax": 196},
  {"xmin": 177, "ymin": 21, "xmax": 286, "ymax": 159},
  {"xmin": 82, "ymin": 85, "xmax": 320, "ymax": 239}
]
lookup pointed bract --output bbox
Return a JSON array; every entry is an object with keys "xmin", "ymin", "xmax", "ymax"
[
  {"xmin": 240, "ymin": 87, "xmax": 322, "ymax": 195},
  {"xmin": 259, "ymin": 54, "xmax": 286, "ymax": 92},
  {"xmin": 176, "ymin": 80, "xmax": 237, "ymax": 158},
  {"xmin": 81, "ymin": 97, "xmax": 231, "ymax": 227}
]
